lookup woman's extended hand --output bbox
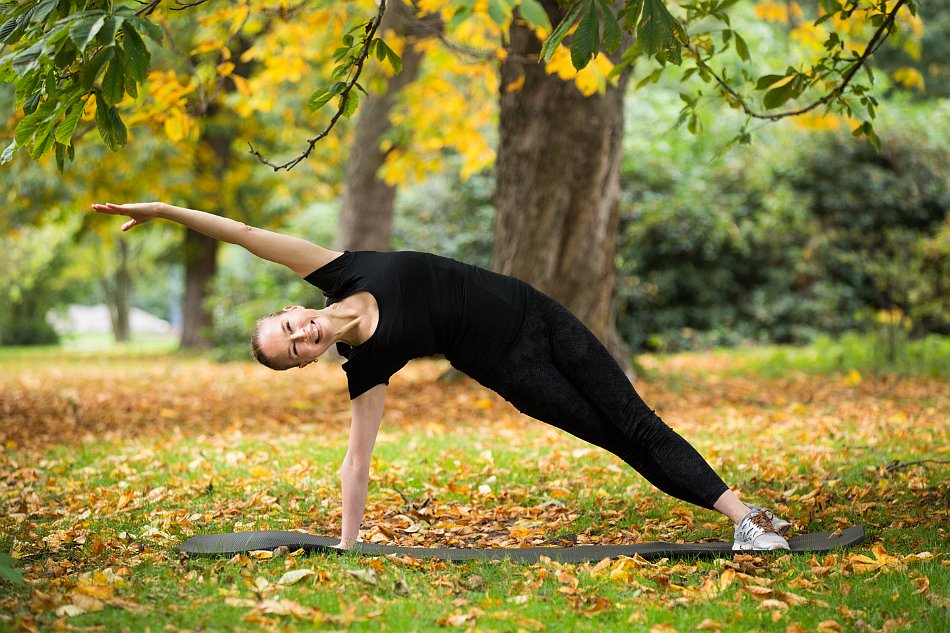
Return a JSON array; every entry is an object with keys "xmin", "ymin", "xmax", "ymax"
[{"xmin": 91, "ymin": 202, "xmax": 165, "ymax": 231}]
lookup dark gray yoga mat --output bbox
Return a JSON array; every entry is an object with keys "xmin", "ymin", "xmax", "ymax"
[{"xmin": 177, "ymin": 526, "xmax": 865, "ymax": 563}]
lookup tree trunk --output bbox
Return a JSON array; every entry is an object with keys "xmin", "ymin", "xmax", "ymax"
[
  {"xmin": 105, "ymin": 238, "xmax": 131, "ymax": 343},
  {"xmin": 179, "ymin": 228, "xmax": 218, "ymax": 348},
  {"xmin": 493, "ymin": 1, "xmax": 633, "ymax": 375},
  {"xmin": 337, "ymin": 0, "xmax": 440, "ymax": 251}
]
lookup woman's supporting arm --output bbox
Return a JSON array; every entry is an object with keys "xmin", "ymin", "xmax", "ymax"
[
  {"xmin": 92, "ymin": 202, "xmax": 341, "ymax": 277},
  {"xmin": 337, "ymin": 384, "xmax": 387, "ymax": 548}
]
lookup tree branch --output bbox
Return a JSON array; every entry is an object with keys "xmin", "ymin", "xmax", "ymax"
[
  {"xmin": 885, "ymin": 459, "xmax": 950, "ymax": 473},
  {"xmin": 687, "ymin": 0, "xmax": 908, "ymax": 121},
  {"xmin": 248, "ymin": 0, "xmax": 388, "ymax": 172}
]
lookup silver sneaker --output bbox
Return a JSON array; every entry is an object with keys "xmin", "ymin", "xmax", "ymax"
[
  {"xmin": 747, "ymin": 505, "xmax": 793, "ymax": 536},
  {"xmin": 733, "ymin": 510, "xmax": 791, "ymax": 551}
]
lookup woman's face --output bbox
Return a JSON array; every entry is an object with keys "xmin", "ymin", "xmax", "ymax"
[{"xmin": 257, "ymin": 306, "xmax": 336, "ymax": 369}]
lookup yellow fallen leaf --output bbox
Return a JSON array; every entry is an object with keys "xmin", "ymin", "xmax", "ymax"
[
  {"xmin": 115, "ymin": 489, "xmax": 134, "ymax": 512},
  {"xmin": 695, "ymin": 619, "xmax": 721, "ymax": 631},
  {"xmin": 817, "ymin": 620, "xmax": 842, "ymax": 633},
  {"xmin": 719, "ymin": 568, "xmax": 735, "ymax": 591},
  {"xmin": 762, "ymin": 598, "xmax": 789, "ymax": 610}
]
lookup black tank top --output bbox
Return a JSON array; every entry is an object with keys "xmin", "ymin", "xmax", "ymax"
[{"xmin": 304, "ymin": 251, "xmax": 527, "ymax": 399}]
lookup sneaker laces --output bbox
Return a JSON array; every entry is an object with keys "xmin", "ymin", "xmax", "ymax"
[{"xmin": 749, "ymin": 511, "xmax": 776, "ymax": 532}]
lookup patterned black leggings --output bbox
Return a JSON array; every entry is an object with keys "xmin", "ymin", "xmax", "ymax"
[{"xmin": 478, "ymin": 288, "xmax": 729, "ymax": 509}]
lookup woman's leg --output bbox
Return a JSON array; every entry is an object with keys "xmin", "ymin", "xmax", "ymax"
[{"xmin": 480, "ymin": 289, "xmax": 730, "ymax": 511}]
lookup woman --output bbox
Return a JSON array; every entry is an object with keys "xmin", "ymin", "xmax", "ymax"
[{"xmin": 92, "ymin": 201, "xmax": 792, "ymax": 551}]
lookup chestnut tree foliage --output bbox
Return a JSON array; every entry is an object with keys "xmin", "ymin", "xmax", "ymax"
[{"xmin": 0, "ymin": 0, "xmax": 922, "ymax": 170}]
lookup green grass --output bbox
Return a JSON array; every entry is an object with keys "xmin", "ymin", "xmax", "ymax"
[
  {"xmin": 684, "ymin": 332, "xmax": 950, "ymax": 379},
  {"xmin": 1, "ymin": 339, "xmax": 947, "ymax": 631}
]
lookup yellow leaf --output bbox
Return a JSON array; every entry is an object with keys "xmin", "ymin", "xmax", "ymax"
[
  {"xmin": 116, "ymin": 490, "xmax": 134, "ymax": 512},
  {"xmin": 505, "ymin": 74, "xmax": 525, "ymax": 93},
  {"xmin": 216, "ymin": 62, "xmax": 235, "ymax": 77},
  {"xmin": 719, "ymin": 568, "xmax": 736, "ymax": 591},
  {"xmin": 843, "ymin": 369, "xmax": 862, "ymax": 386},
  {"xmin": 892, "ymin": 67, "xmax": 925, "ymax": 91},
  {"xmin": 548, "ymin": 487, "xmax": 572, "ymax": 500},
  {"xmin": 817, "ymin": 620, "xmax": 842, "ymax": 633}
]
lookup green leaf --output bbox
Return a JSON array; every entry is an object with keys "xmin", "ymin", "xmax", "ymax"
[
  {"xmin": 0, "ymin": 140, "xmax": 16, "ymax": 165},
  {"xmin": 540, "ymin": 1, "xmax": 585, "ymax": 62},
  {"xmin": 618, "ymin": 0, "xmax": 645, "ymax": 29},
  {"xmin": 0, "ymin": 16, "xmax": 17, "ymax": 42},
  {"xmin": 80, "ymin": 45, "xmax": 114, "ymax": 91},
  {"xmin": 29, "ymin": 124, "xmax": 55, "ymax": 159},
  {"xmin": 763, "ymin": 80, "xmax": 797, "ymax": 109},
  {"xmin": 0, "ymin": 554, "xmax": 24, "ymax": 584},
  {"xmin": 101, "ymin": 55, "xmax": 124, "ymax": 105},
  {"xmin": 755, "ymin": 73, "xmax": 787, "ymax": 90},
  {"xmin": 69, "ymin": 15, "xmax": 106, "ymax": 50},
  {"xmin": 571, "ymin": 1, "xmax": 599, "ymax": 70},
  {"xmin": 599, "ymin": 0, "xmax": 622, "ymax": 54},
  {"xmin": 55, "ymin": 99, "xmax": 85, "ymax": 144},
  {"xmin": 637, "ymin": 0, "xmax": 679, "ymax": 56},
  {"xmin": 518, "ymin": 0, "xmax": 550, "ymax": 30},
  {"xmin": 14, "ymin": 111, "xmax": 40, "ymax": 146},
  {"xmin": 95, "ymin": 91, "xmax": 126, "ymax": 151},
  {"xmin": 307, "ymin": 87, "xmax": 331, "ymax": 112},
  {"xmin": 341, "ymin": 90, "xmax": 359, "ymax": 118},
  {"xmin": 127, "ymin": 16, "xmax": 162, "ymax": 43},
  {"xmin": 384, "ymin": 45, "xmax": 401, "ymax": 74},
  {"xmin": 120, "ymin": 22, "xmax": 149, "ymax": 83},
  {"xmin": 734, "ymin": 32, "xmax": 749, "ymax": 61},
  {"xmin": 55, "ymin": 140, "xmax": 66, "ymax": 171},
  {"xmin": 487, "ymin": 0, "xmax": 507, "ymax": 25},
  {"xmin": 22, "ymin": 89, "xmax": 41, "ymax": 115}
]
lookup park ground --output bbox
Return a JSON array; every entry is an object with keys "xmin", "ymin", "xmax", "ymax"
[{"xmin": 0, "ymin": 340, "xmax": 947, "ymax": 632}]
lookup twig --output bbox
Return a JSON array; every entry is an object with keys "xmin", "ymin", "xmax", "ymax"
[
  {"xmin": 248, "ymin": 0, "xmax": 388, "ymax": 172},
  {"xmin": 686, "ymin": 0, "xmax": 908, "ymax": 121},
  {"xmin": 885, "ymin": 459, "xmax": 950, "ymax": 473}
]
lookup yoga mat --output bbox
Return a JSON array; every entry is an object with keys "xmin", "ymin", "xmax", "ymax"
[{"xmin": 177, "ymin": 525, "xmax": 865, "ymax": 563}]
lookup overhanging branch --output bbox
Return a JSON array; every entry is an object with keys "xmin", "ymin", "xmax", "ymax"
[
  {"xmin": 248, "ymin": 0, "xmax": 388, "ymax": 172},
  {"xmin": 687, "ymin": 0, "xmax": 908, "ymax": 121}
]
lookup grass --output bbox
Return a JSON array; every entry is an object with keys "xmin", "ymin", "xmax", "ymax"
[{"xmin": 0, "ymin": 336, "xmax": 947, "ymax": 632}]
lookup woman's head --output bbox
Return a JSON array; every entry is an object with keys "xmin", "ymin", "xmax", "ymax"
[{"xmin": 251, "ymin": 306, "xmax": 335, "ymax": 370}]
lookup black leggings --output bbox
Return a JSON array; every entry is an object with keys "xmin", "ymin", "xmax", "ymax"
[{"xmin": 477, "ymin": 288, "xmax": 729, "ymax": 510}]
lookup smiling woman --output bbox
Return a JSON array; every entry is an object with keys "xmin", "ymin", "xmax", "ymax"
[{"xmin": 92, "ymin": 201, "xmax": 793, "ymax": 553}]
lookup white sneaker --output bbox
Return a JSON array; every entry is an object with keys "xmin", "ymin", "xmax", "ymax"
[
  {"xmin": 747, "ymin": 505, "xmax": 793, "ymax": 536},
  {"xmin": 733, "ymin": 510, "xmax": 791, "ymax": 551}
]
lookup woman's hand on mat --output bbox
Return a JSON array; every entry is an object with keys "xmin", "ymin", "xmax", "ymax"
[{"xmin": 91, "ymin": 202, "xmax": 164, "ymax": 231}]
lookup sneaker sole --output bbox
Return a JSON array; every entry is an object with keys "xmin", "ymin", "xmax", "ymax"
[{"xmin": 732, "ymin": 543, "xmax": 791, "ymax": 551}]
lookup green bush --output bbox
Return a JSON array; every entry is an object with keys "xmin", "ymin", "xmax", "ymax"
[{"xmin": 616, "ymin": 102, "xmax": 950, "ymax": 352}]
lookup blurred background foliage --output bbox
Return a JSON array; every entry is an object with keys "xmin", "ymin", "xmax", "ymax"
[{"xmin": 0, "ymin": 0, "xmax": 947, "ymax": 370}]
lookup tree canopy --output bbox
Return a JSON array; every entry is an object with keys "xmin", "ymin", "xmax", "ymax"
[{"xmin": 0, "ymin": 0, "xmax": 924, "ymax": 169}]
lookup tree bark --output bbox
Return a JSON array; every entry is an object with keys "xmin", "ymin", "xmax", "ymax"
[
  {"xmin": 493, "ymin": 1, "xmax": 633, "ymax": 374},
  {"xmin": 179, "ymin": 228, "xmax": 218, "ymax": 348},
  {"xmin": 337, "ymin": 0, "xmax": 440, "ymax": 251},
  {"xmin": 105, "ymin": 238, "xmax": 131, "ymax": 343}
]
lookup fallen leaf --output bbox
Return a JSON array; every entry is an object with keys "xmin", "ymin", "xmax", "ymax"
[{"xmin": 277, "ymin": 569, "xmax": 315, "ymax": 585}]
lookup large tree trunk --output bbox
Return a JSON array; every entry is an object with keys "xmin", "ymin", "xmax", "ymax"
[
  {"xmin": 104, "ymin": 238, "xmax": 131, "ymax": 343},
  {"xmin": 179, "ymin": 229, "xmax": 217, "ymax": 348},
  {"xmin": 493, "ymin": 1, "xmax": 633, "ymax": 374},
  {"xmin": 337, "ymin": 0, "xmax": 440, "ymax": 251},
  {"xmin": 178, "ymin": 106, "xmax": 237, "ymax": 349}
]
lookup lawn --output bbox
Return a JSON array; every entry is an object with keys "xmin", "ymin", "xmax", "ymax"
[{"xmin": 0, "ymin": 340, "xmax": 947, "ymax": 632}]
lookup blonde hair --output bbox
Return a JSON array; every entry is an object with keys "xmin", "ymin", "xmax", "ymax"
[{"xmin": 250, "ymin": 311, "xmax": 292, "ymax": 371}]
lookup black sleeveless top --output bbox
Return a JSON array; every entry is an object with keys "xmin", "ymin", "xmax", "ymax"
[{"xmin": 304, "ymin": 251, "xmax": 527, "ymax": 399}]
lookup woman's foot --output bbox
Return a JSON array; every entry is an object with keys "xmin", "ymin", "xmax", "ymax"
[
  {"xmin": 733, "ymin": 510, "xmax": 790, "ymax": 551},
  {"xmin": 746, "ymin": 505, "xmax": 793, "ymax": 536}
]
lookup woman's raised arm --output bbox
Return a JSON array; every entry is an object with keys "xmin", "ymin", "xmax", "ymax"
[{"xmin": 91, "ymin": 202, "xmax": 341, "ymax": 277}]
